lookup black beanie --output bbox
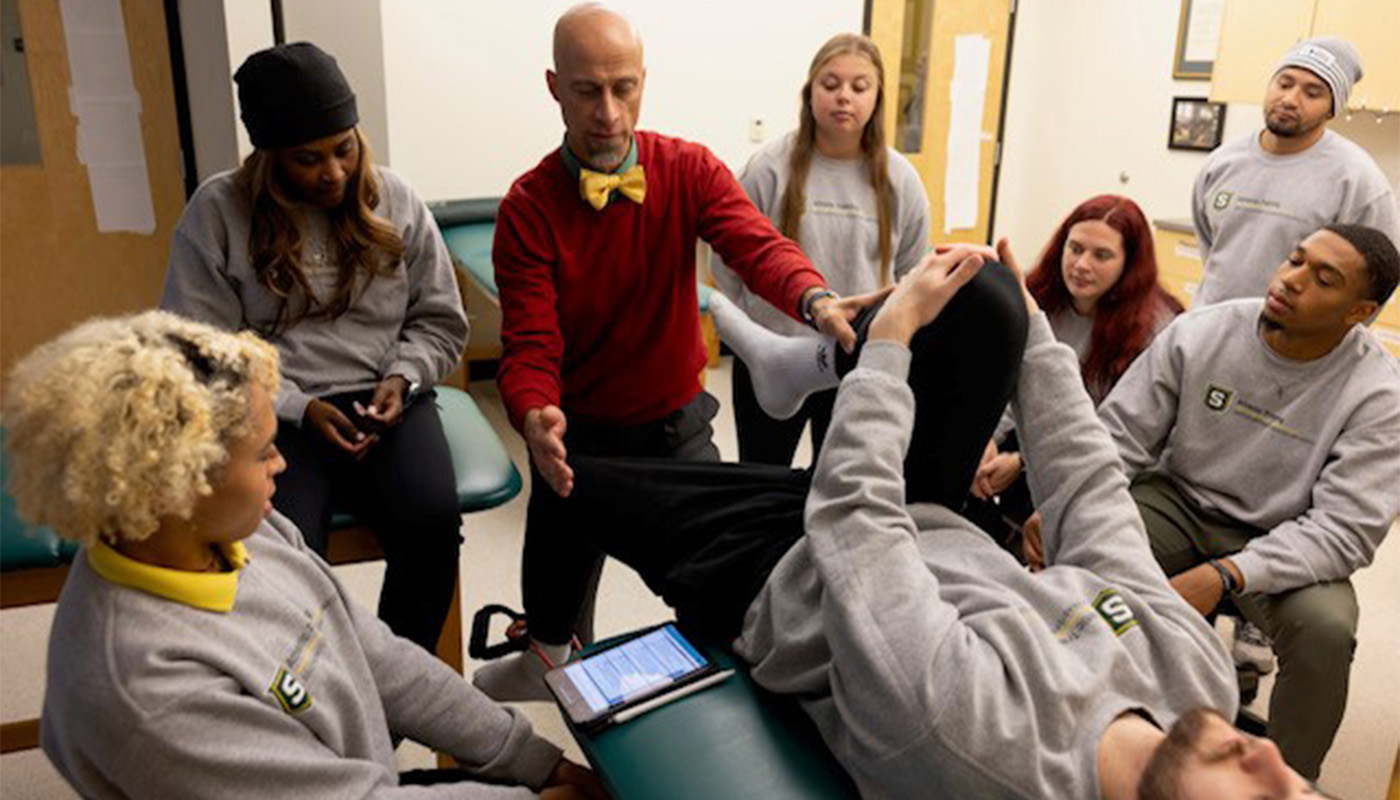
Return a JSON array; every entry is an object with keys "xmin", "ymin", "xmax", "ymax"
[{"xmin": 234, "ymin": 42, "xmax": 359, "ymax": 150}]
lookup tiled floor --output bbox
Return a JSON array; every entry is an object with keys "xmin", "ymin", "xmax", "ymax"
[{"xmin": 2, "ymin": 359, "xmax": 1396, "ymax": 798}]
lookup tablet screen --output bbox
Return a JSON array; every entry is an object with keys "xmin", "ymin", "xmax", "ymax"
[{"xmin": 560, "ymin": 624, "xmax": 709, "ymax": 713}]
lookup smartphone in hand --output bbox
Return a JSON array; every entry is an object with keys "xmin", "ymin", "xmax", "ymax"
[{"xmin": 352, "ymin": 400, "xmax": 392, "ymax": 436}]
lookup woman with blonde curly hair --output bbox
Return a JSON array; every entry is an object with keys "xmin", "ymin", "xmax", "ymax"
[
  {"xmin": 4, "ymin": 311, "xmax": 601, "ymax": 798},
  {"xmin": 711, "ymin": 33, "xmax": 930, "ymax": 466},
  {"xmin": 160, "ymin": 42, "xmax": 468, "ymax": 650}
]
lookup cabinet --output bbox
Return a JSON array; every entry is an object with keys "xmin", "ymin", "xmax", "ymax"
[
  {"xmin": 1153, "ymin": 221, "xmax": 1205, "ymax": 309},
  {"xmin": 1210, "ymin": 0, "xmax": 1400, "ymax": 112}
]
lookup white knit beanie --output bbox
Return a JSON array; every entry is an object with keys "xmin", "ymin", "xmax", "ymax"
[{"xmin": 1275, "ymin": 37, "xmax": 1363, "ymax": 115}]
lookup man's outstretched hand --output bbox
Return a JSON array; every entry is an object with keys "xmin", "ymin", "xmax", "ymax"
[{"xmin": 525, "ymin": 405, "xmax": 574, "ymax": 497}]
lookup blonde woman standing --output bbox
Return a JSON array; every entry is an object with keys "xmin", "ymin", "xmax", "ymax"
[{"xmin": 712, "ymin": 33, "xmax": 930, "ymax": 465}]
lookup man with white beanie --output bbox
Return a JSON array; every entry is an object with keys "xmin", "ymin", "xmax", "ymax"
[{"xmin": 1192, "ymin": 37, "xmax": 1400, "ymax": 307}]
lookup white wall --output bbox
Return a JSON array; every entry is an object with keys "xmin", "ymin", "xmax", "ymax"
[
  {"xmin": 283, "ymin": 0, "xmax": 391, "ymax": 165},
  {"xmin": 176, "ymin": 0, "xmax": 392, "ymax": 173},
  {"xmin": 177, "ymin": 0, "xmax": 239, "ymax": 181},
  {"xmin": 994, "ymin": 0, "xmax": 1400, "ymax": 259},
  {"xmin": 379, "ymin": 0, "xmax": 861, "ymax": 202},
  {"xmin": 220, "ymin": 0, "xmax": 274, "ymax": 161}
]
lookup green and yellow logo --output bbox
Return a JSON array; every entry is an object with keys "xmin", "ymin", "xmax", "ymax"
[
  {"xmin": 1093, "ymin": 588, "xmax": 1138, "ymax": 637},
  {"xmin": 1204, "ymin": 384, "xmax": 1234, "ymax": 412},
  {"xmin": 269, "ymin": 666, "xmax": 313, "ymax": 714},
  {"xmin": 1212, "ymin": 190, "xmax": 1233, "ymax": 211}
]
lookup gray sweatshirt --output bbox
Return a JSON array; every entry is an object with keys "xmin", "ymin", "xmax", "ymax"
[
  {"xmin": 162, "ymin": 168, "xmax": 469, "ymax": 423},
  {"xmin": 735, "ymin": 314, "xmax": 1236, "ymax": 800},
  {"xmin": 712, "ymin": 132, "xmax": 931, "ymax": 336},
  {"xmin": 1099, "ymin": 299, "xmax": 1400, "ymax": 595},
  {"xmin": 1192, "ymin": 129, "xmax": 1400, "ymax": 307},
  {"xmin": 41, "ymin": 513, "xmax": 561, "ymax": 799}
]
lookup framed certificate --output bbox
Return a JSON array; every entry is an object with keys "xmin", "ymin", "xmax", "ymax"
[{"xmin": 1173, "ymin": 0, "xmax": 1226, "ymax": 80}]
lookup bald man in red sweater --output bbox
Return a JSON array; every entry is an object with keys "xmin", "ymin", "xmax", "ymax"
[{"xmin": 477, "ymin": 4, "xmax": 875, "ymax": 699}]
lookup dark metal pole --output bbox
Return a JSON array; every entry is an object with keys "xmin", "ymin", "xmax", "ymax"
[
  {"xmin": 164, "ymin": 0, "xmax": 198, "ymax": 197},
  {"xmin": 271, "ymin": 0, "xmax": 285, "ymax": 44},
  {"xmin": 985, "ymin": 0, "xmax": 1019, "ymax": 244}
]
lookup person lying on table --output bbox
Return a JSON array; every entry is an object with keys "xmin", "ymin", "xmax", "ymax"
[{"xmin": 492, "ymin": 242, "xmax": 1319, "ymax": 799}]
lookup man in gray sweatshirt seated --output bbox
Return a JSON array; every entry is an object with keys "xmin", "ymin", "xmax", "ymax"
[
  {"xmin": 526, "ymin": 245, "xmax": 1310, "ymax": 798},
  {"xmin": 1099, "ymin": 223, "xmax": 1400, "ymax": 782}
]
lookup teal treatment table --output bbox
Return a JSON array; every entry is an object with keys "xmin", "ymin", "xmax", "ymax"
[
  {"xmin": 566, "ymin": 636, "xmax": 860, "ymax": 800},
  {"xmin": 432, "ymin": 197, "xmax": 501, "ymax": 300}
]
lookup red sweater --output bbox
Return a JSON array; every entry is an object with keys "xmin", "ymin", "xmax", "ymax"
[{"xmin": 494, "ymin": 131, "xmax": 826, "ymax": 429}]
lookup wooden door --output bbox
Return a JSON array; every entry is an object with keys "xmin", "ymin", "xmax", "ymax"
[
  {"xmin": 0, "ymin": 0, "xmax": 184, "ymax": 387},
  {"xmin": 869, "ymin": 0, "xmax": 1015, "ymax": 244}
]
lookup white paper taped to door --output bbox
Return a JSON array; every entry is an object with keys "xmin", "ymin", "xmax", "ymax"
[
  {"xmin": 944, "ymin": 35, "xmax": 990, "ymax": 234},
  {"xmin": 60, "ymin": 0, "xmax": 155, "ymax": 235}
]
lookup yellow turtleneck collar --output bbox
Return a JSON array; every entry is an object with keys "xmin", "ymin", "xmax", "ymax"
[{"xmin": 87, "ymin": 539, "xmax": 249, "ymax": 613}]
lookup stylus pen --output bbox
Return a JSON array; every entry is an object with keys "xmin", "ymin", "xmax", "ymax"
[{"xmin": 611, "ymin": 669, "xmax": 736, "ymax": 725}]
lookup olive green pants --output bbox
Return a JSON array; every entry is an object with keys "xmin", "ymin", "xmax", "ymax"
[{"xmin": 1131, "ymin": 473, "xmax": 1357, "ymax": 781}]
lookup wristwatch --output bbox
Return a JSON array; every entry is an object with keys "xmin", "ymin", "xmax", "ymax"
[
  {"xmin": 1207, "ymin": 559, "xmax": 1240, "ymax": 594},
  {"xmin": 801, "ymin": 288, "xmax": 839, "ymax": 329},
  {"xmin": 389, "ymin": 373, "xmax": 421, "ymax": 401}
]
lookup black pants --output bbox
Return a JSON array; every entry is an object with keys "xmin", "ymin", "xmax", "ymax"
[
  {"xmin": 523, "ymin": 391, "xmax": 721, "ymax": 645},
  {"xmin": 274, "ymin": 389, "xmax": 462, "ymax": 652},
  {"xmin": 731, "ymin": 357, "xmax": 836, "ymax": 467},
  {"xmin": 540, "ymin": 264, "xmax": 1029, "ymax": 642}
]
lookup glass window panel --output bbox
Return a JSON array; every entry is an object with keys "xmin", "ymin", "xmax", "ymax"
[
  {"xmin": 1, "ymin": 0, "xmax": 41, "ymax": 164},
  {"xmin": 894, "ymin": 0, "xmax": 934, "ymax": 154}
]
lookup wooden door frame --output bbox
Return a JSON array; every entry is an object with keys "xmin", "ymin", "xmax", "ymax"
[{"xmin": 863, "ymin": 0, "xmax": 1019, "ymax": 245}]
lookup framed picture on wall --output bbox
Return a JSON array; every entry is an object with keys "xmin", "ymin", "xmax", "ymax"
[
  {"xmin": 1168, "ymin": 97, "xmax": 1227, "ymax": 151},
  {"xmin": 1172, "ymin": 0, "xmax": 1225, "ymax": 80}
]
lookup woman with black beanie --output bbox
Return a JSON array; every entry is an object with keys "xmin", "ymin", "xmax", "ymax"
[{"xmin": 162, "ymin": 42, "xmax": 468, "ymax": 653}]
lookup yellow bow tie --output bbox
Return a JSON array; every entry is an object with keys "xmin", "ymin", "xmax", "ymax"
[{"xmin": 579, "ymin": 165, "xmax": 646, "ymax": 211}]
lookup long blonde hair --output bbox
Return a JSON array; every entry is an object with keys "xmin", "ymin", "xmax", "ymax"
[
  {"xmin": 780, "ymin": 34, "xmax": 895, "ymax": 285},
  {"xmin": 236, "ymin": 127, "xmax": 404, "ymax": 334}
]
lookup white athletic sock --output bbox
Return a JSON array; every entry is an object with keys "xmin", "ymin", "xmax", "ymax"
[
  {"xmin": 470, "ymin": 638, "xmax": 570, "ymax": 702},
  {"xmin": 709, "ymin": 291, "xmax": 840, "ymax": 420},
  {"xmin": 536, "ymin": 640, "xmax": 571, "ymax": 666}
]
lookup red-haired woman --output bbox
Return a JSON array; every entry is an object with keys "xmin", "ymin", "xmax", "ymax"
[
  {"xmin": 969, "ymin": 195, "xmax": 1183, "ymax": 541},
  {"xmin": 712, "ymin": 33, "xmax": 931, "ymax": 466}
]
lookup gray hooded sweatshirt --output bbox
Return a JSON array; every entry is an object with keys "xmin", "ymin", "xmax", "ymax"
[{"xmin": 735, "ymin": 313, "xmax": 1237, "ymax": 800}]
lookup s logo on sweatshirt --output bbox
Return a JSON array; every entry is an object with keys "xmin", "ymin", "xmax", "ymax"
[
  {"xmin": 1204, "ymin": 384, "xmax": 1234, "ymax": 412},
  {"xmin": 1093, "ymin": 589, "xmax": 1139, "ymax": 637},
  {"xmin": 269, "ymin": 666, "xmax": 313, "ymax": 714}
]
